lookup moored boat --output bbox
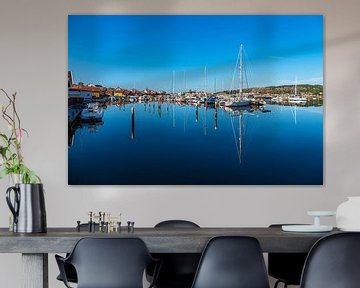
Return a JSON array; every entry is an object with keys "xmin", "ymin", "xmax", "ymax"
[
  {"xmin": 250, "ymin": 98, "xmax": 266, "ymax": 106},
  {"xmin": 225, "ymin": 44, "xmax": 251, "ymax": 108},
  {"xmin": 206, "ymin": 96, "xmax": 217, "ymax": 105},
  {"xmin": 288, "ymin": 77, "xmax": 307, "ymax": 104},
  {"xmin": 288, "ymin": 96, "xmax": 307, "ymax": 104},
  {"xmin": 80, "ymin": 103, "xmax": 104, "ymax": 121},
  {"xmin": 226, "ymin": 97, "xmax": 250, "ymax": 107}
]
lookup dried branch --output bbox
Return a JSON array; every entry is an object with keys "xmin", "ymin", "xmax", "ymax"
[{"xmin": 0, "ymin": 88, "xmax": 40, "ymax": 183}]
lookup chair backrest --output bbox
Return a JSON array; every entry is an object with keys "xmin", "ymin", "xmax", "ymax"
[
  {"xmin": 191, "ymin": 236, "xmax": 269, "ymax": 288},
  {"xmin": 67, "ymin": 237, "xmax": 153, "ymax": 288},
  {"xmin": 268, "ymin": 224, "xmax": 308, "ymax": 285},
  {"xmin": 155, "ymin": 220, "xmax": 200, "ymax": 228},
  {"xmin": 152, "ymin": 220, "xmax": 201, "ymax": 284},
  {"xmin": 300, "ymin": 232, "xmax": 360, "ymax": 288}
]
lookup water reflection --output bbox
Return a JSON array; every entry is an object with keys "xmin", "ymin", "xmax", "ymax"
[
  {"xmin": 131, "ymin": 106, "xmax": 135, "ymax": 140},
  {"xmin": 69, "ymin": 120, "xmax": 104, "ymax": 147},
  {"xmin": 68, "ymin": 101, "xmax": 323, "ymax": 185}
]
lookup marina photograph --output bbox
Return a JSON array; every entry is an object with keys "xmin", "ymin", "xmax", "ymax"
[{"xmin": 68, "ymin": 15, "xmax": 323, "ymax": 185}]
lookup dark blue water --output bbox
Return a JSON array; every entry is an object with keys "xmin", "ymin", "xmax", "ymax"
[{"xmin": 68, "ymin": 102, "xmax": 323, "ymax": 185}]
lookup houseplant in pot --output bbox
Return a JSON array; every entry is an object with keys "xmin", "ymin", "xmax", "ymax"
[{"xmin": 0, "ymin": 88, "xmax": 46, "ymax": 233}]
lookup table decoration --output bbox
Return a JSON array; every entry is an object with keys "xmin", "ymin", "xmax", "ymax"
[
  {"xmin": 282, "ymin": 211, "xmax": 335, "ymax": 232},
  {"xmin": 0, "ymin": 88, "xmax": 46, "ymax": 233},
  {"xmin": 336, "ymin": 197, "xmax": 360, "ymax": 231}
]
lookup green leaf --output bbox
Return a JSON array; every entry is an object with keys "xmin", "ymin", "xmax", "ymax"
[
  {"xmin": 0, "ymin": 168, "xmax": 9, "ymax": 179},
  {"xmin": 1, "ymin": 147, "xmax": 8, "ymax": 158},
  {"xmin": 29, "ymin": 172, "xmax": 40, "ymax": 184},
  {"xmin": 0, "ymin": 134, "xmax": 8, "ymax": 142}
]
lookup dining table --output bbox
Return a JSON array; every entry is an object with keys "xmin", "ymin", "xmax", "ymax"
[{"xmin": 0, "ymin": 226, "xmax": 339, "ymax": 288}]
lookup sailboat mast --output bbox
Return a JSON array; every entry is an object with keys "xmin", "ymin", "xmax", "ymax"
[
  {"xmin": 204, "ymin": 66, "xmax": 207, "ymax": 92},
  {"xmin": 183, "ymin": 70, "xmax": 187, "ymax": 92},
  {"xmin": 172, "ymin": 71, "xmax": 175, "ymax": 95},
  {"xmin": 295, "ymin": 76, "xmax": 297, "ymax": 96},
  {"xmin": 239, "ymin": 44, "xmax": 243, "ymax": 98}
]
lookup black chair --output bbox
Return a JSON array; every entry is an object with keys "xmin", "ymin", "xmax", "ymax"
[
  {"xmin": 191, "ymin": 236, "xmax": 270, "ymax": 288},
  {"xmin": 268, "ymin": 224, "xmax": 308, "ymax": 288},
  {"xmin": 300, "ymin": 232, "xmax": 360, "ymax": 288},
  {"xmin": 147, "ymin": 220, "xmax": 201, "ymax": 288},
  {"xmin": 155, "ymin": 220, "xmax": 200, "ymax": 229},
  {"xmin": 55, "ymin": 237, "xmax": 160, "ymax": 288},
  {"xmin": 56, "ymin": 223, "xmax": 99, "ymax": 284}
]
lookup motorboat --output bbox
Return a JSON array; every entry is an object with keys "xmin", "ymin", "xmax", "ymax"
[
  {"xmin": 288, "ymin": 77, "xmax": 307, "ymax": 104},
  {"xmin": 288, "ymin": 96, "xmax": 307, "ymax": 104},
  {"xmin": 80, "ymin": 103, "xmax": 104, "ymax": 121}
]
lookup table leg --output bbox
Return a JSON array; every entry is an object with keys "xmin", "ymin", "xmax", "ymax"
[{"xmin": 22, "ymin": 253, "xmax": 48, "ymax": 288}]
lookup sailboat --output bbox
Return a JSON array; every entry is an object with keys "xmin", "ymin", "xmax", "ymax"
[
  {"xmin": 225, "ymin": 44, "xmax": 251, "ymax": 108},
  {"xmin": 288, "ymin": 76, "xmax": 307, "ymax": 104}
]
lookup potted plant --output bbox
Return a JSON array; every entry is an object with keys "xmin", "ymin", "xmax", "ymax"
[{"xmin": 0, "ymin": 88, "xmax": 46, "ymax": 233}]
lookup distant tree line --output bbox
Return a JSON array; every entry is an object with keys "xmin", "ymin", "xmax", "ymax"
[{"xmin": 243, "ymin": 84, "xmax": 323, "ymax": 95}]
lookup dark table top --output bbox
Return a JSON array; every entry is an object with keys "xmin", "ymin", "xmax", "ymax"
[{"xmin": 0, "ymin": 227, "xmax": 339, "ymax": 253}]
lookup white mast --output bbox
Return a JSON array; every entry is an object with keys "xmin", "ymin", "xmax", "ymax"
[
  {"xmin": 295, "ymin": 75, "xmax": 298, "ymax": 96},
  {"xmin": 204, "ymin": 66, "xmax": 207, "ymax": 90},
  {"xmin": 183, "ymin": 70, "xmax": 187, "ymax": 92},
  {"xmin": 239, "ymin": 44, "xmax": 243, "ymax": 98},
  {"xmin": 172, "ymin": 71, "xmax": 175, "ymax": 94}
]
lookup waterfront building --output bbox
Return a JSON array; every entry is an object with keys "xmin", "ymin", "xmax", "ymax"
[
  {"xmin": 69, "ymin": 85, "xmax": 101, "ymax": 98},
  {"xmin": 105, "ymin": 88, "xmax": 114, "ymax": 97},
  {"xmin": 114, "ymin": 88, "xmax": 124, "ymax": 97}
]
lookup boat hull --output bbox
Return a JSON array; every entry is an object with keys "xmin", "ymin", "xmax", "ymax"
[{"xmin": 80, "ymin": 109, "xmax": 104, "ymax": 121}]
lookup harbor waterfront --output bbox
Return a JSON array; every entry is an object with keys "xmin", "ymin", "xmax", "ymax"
[
  {"xmin": 68, "ymin": 100, "xmax": 323, "ymax": 185},
  {"xmin": 68, "ymin": 15, "xmax": 323, "ymax": 185}
]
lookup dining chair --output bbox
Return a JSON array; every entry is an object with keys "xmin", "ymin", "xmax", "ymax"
[
  {"xmin": 268, "ymin": 224, "xmax": 308, "ymax": 288},
  {"xmin": 56, "ymin": 223, "xmax": 99, "ymax": 284},
  {"xmin": 300, "ymin": 232, "xmax": 360, "ymax": 288},
  {"xmin": 191, "ymin": 236, "xmax": 270, "ymax": 288},
  {"xmin": 146, "ymin": 220, "xmax": 201, "ymax": 288},
  {"xmin": 55, "ymin": 237, "xmax": 161, "ymax": 288}
]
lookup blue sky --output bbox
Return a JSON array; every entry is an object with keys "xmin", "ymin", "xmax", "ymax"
[{"xmin": 68, "ymin": 15, "xmax": 323, "ymax": 92}]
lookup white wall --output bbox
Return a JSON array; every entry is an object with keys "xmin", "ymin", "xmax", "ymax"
[{"xmin": 0, "ymin": 0, "xmax": 360, "ymax": 287}]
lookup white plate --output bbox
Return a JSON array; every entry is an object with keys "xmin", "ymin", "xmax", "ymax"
[
  {"xmin": 282, "ymin": 225, "xmax": 333, "ymax": 233},
  {"xmin": 338, "ymin": 227, "xmax": 360, "ymax": 232},
  {"xmin": 307, "ymin": 211, "xmax": 336, "ymax": 217}
]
